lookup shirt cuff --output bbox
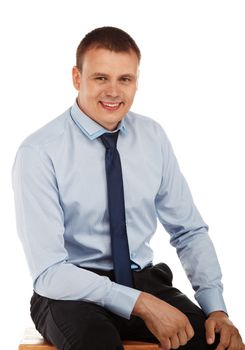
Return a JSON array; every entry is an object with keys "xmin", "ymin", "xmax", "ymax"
[
  {"xmin": 195, "ymin": 288, "xmax": 228, "ymax": 316},
  {"xmin": 103, "ymin": 282, "xmax": 141, "ymax": 319}
]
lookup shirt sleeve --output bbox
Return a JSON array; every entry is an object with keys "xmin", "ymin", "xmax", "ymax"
[
  {"xmin": 154, "ymin": 127, "xmax": 227, "ymax": 315},
  {"xmin": 12, "ymin": 145, "xmax": 140, "ymax": 319}
]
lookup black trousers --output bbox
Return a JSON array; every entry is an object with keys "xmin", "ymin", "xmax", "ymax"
[{"xmin": 31, "ymin": 263, "xmax": 219, "ymax": 350}]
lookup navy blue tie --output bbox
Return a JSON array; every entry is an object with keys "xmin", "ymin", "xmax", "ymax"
[{"xmin": 100, "ymin": 131, "xmax": 133, "ymax": 287}]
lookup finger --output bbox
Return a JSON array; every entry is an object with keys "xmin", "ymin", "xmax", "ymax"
[
  {"xmin": 160, "ymin": 337, "xmax": 171, "ymax": 350},
  {"xmin": 216, "ymin": 326, "xmax": 230, "ymax": 350},
  {"xmin": 215, "ymin": 343, "xmax": 226, "ymax": 350},
  {"xmin": 177, "ymin": 330, "xmax": 188, "ymax": 346},
  {"xmin": 170, "ymin": 334, "xmax": 180, "ymax": 349},
  {"xmin": 185, "ymin": 322, "xmax": 194, "ymax": 340},
  {"xmin": 227, "ymin": 333, "xmax": 241, "ymax": 350},
  {"xmin": 215, "ymin": 335, "xmax": 229, "ymax": 350},
  {"xmin": 205, "ymin": 318, "xmax": 216, "ymax": 345}
]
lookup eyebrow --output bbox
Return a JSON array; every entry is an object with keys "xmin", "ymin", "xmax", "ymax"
[
  {"xmin": 90, "ymin": 72, "xmax": 137, "ymax": 80},
  {"xmin": 90, "ymin": 72, "xmax": 109, "ymax": 78}
]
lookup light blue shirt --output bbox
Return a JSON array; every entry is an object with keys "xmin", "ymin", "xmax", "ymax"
[{"xmin": 12, "ymin": 101, "xmax": 227, "ymax": 319}]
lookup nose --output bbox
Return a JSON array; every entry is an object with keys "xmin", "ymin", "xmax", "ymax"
[{"xmin": 105, "ymin": 81, "xmax": 120, "ymax": 98}]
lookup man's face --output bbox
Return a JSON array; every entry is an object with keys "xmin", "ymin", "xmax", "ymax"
[{"xmin": 72, "ymin": 47, "xmax": 139, "ymax": 131}]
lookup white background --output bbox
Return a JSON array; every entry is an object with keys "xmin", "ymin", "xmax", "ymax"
[{"xmin": 0, "ymin": 0, "xmax": 244, "ymax": 348}]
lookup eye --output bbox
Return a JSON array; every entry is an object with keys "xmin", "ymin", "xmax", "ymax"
[
  {"xmin": 120, "ymin": 77, "xmax": 131, "ymax": 83},
  {"xmin": 95, "ymin": 76, "xmax": 107, "ymax": 81}
]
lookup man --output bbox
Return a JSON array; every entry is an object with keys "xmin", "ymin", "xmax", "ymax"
[{"xmin": 12, "ymin": 26, "xmax": 244, "ymax": 350}]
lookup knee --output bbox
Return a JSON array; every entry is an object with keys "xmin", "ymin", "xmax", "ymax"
[
  {"xmin": 42, "ymin": 300, "xmax": 124, "ymax": 350},
  {"xmin": 74, "ymin": 318, "xmax": 123, "ymax": 350},
  {"xmin": 186, "ymin": 309, "xmax": 212, "ymax": 350}
]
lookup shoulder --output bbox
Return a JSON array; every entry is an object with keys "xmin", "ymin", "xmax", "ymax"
[
  {"xmin": 125, "ymin": 110, "xmax": 169, "ymax": 141},
  {"xmin": 19, "ymin": 107, "xmax": 71, "ymax": 151}
]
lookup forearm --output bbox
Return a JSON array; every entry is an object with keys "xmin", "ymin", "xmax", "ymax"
[
  {"xmin": 34, "ymin": 261, "xmax": 141, "ymax": 319},
  {"xmin": 175, "ymin": 231, "xmax": 227, "ymax": 315}
]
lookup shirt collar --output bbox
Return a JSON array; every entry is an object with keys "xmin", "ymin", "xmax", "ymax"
[{"xmin": 70, "ymin": 101, "xmax": 127, "ymax": 140}]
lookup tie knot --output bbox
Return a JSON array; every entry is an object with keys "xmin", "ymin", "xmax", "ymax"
[{"xmin": 100, "ymin": 131, "xmax": 119, "ymax": 150}]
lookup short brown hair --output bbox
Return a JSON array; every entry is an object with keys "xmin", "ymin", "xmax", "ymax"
[{"xmin": 76, "ymin": 26, "xmax": 141, "ymax": 70}]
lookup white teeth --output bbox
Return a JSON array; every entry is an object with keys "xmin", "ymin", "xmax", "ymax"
[{"xmin": 102, "ymin": 102, "xmax": 120, "ymax": 107}]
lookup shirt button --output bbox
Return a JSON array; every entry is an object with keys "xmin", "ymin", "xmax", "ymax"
[{"xmin": 131, "ymin": 251, "xmax": 136, "ymax": 258}]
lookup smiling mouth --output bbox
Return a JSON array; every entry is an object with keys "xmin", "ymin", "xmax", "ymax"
[{"xmin": 99, "ymin": 101, "xmax": 122, "ymax": 111}]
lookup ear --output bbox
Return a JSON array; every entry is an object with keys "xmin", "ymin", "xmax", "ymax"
[{"xmin": 72, "ymin": 66, "xmax": 81, "ymax": 91}]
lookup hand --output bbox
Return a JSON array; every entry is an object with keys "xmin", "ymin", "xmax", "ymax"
[
  {"xmin": 205, "ymin": 311, "xmax": 245, "ymax": 350},
  {"xmin": 132, "ymin": 292, "xmax": 194, "ymax": 350}
]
